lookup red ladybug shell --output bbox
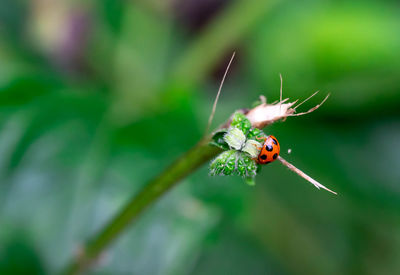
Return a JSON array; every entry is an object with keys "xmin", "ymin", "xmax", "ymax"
[{"xmin": 257, "ymin": 135, "xmax": 280, "ymax": 164}]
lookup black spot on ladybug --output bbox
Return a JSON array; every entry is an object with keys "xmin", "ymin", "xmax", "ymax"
[
  {"xmin": 260, "ymin": 154, "xmax": 267, "ymax": 160},
  {"xmin": 265, "ymin": 145, "xmax": 273, "ymax": 151},
  {"xmin": 273, "ymin": 153, "xmax": 278, "ymax": 160},
  {"xmin": 272, "ymin": 138, "xmax": 278, "ymax": 145}
]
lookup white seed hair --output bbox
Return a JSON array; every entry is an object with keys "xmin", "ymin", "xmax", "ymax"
[
  {"xmin": 223, "ymin": 128, "xmax": 246, "ymax": 150},
  {"xmin": 242, "ymin": 139, "xmax": 262, "ymax": 158}
]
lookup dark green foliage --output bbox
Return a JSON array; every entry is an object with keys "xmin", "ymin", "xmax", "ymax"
[
  {"xmin": 0, "ymin": 233, "xmax": 45, "ymax": 275},
  {"xmin": 210, "ymin": 129, "xmax": 229, "ymax": 150}
]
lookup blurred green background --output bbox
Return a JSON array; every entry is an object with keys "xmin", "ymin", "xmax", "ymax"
[{"xmin": 1, "ymin": 0, "xmax": 400, "ymax": 274}]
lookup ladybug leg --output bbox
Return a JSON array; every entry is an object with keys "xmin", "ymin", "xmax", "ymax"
[{"xmin": 255, "ymin": 136, "xmax": 267, "ymax": 150}]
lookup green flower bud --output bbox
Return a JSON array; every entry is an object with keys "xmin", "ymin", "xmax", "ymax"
[
  {"xmin": 210, "ymin": 150, "xmax": 236, "ymax": 176},
  {"xmin": 230, "ymin": 112, "xmax": 251, "ymax": 135},
  {"xmin": 210, "ymin": 150, "xmax": 258, "ymax": 179}
]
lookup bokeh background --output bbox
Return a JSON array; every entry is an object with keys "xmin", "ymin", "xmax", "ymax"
[{"xmin": 1, "ymin": 0, "xmax": 400, "ymax": 274}]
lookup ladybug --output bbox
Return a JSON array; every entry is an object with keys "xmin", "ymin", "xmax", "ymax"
[{"xmin": 257, "ymin": 135, "xmax": 280, "ymax": 164}]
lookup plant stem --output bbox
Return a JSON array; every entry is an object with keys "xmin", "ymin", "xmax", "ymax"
[{"xmin": 63, "ymin": 136, "xmax": 222, "ymax": 274}]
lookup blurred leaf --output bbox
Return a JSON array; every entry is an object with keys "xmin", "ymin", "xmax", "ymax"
[
  {"xmin": 1, "ymin": 90, "xmax": 107, "ymax": 176},
  {"xmin": 0, "ymin": 232, "xmax": 45, "ymax": 275},
  {"xmin": 0, "ymin": 73, "xmax": 61, "ymax": 109},
  {"xmin": 248, "ymin": 1, "xmax": 400, "ymax": 114}
]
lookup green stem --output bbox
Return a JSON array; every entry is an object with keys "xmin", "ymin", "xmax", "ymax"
[{"xmin": 63, "ymin": 136, "xmax": 222, "ymax": 274}]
